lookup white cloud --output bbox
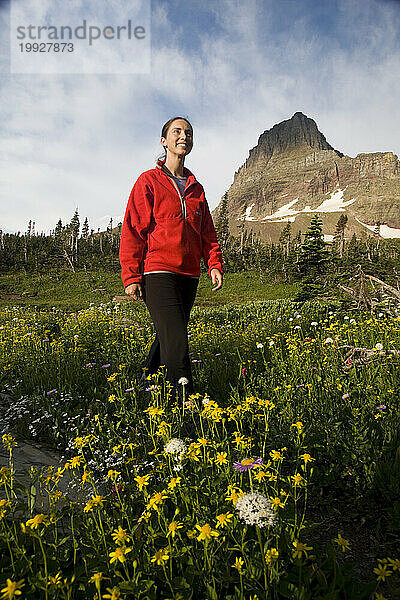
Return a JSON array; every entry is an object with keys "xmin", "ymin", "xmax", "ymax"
[{"xmin": 0, "ymin": 0, "xmax": 399, "ymax": 233}]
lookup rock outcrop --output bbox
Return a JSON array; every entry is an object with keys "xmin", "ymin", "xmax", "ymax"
[{"xmin": 212, "ymin": 112, "xmax": 400, "ymax": 242}]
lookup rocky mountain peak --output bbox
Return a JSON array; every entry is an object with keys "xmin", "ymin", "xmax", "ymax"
[
  {"xmin": 243, "ymin": 112, "xmax": 342, "ymax": 171},
  {"xmin": 215, "ymin": 112, "xmax": 400, "ymax": 243}
]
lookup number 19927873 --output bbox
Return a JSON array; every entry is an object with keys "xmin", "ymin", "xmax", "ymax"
[{"xmin": 19, "ymin": 43, "xmax": 74, "ymax": 52}]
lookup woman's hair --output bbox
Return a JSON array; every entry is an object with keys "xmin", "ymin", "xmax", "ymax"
[{"xmin": 157, "ymin": 116, "xmax": 193, "ymax": 162}]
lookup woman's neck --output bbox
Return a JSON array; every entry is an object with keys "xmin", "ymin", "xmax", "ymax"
[{"xmin": 163, "ymin": 154, "xmax": 185, "ymax": 177}]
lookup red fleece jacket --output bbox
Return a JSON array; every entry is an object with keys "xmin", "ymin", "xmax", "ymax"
[{"xmin": 119, "ymin": 158, "xmax": 224, "ymax": 288}]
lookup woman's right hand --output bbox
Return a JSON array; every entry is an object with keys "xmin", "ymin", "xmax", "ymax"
[{"xmin": 125, "ymin": 283, "xmax": 143, "ymax": 301}]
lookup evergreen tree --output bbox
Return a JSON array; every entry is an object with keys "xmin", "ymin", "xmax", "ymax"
[
  {"xmin": 298, "ymin": 214, "xmax": 330, "ymax": 278},
  {"xmin": 215, "ymin": 192, "xmax": 230, "ymax": 249},
  {"xmin": 239, "ymin": 201, "xmax": 247, "ymax": 254},
  {"xmin": 295, "ymin": 215, "xmax": 331, "ymax": 300},
  {"xmin": 69, "ymin": 208, "xmax": 80, "ymax": 262},
  {"xmin": 54, "ymin": 219, "xmax": 63, "ymax": 237},
  {"xmin": 70, "ymin": 208, "xmax": 80, "ymax": 239},
  {"xmin": 333, "ymin": 214, "xmax": 348, "ymax": 258},
  {"xmin": 279, "ymin": 221, "xmax": 292, "ymax": 256},
  {"xmin": 82, "ymin": 217, "xmax": 89, "ymax": 240}
]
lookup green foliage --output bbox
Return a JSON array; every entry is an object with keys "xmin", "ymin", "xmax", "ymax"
[{"xmin": 1, "ymin": 301, "xmax": 400, "ymax": 597}]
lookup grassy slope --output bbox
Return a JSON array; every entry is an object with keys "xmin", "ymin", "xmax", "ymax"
[{"xmin": 0, "ymin": 270, "xmax": 300, "ymax": 311}]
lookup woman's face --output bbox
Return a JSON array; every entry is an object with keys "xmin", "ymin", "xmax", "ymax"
[{"xmin": 161, "ymin": 119, "xmax": 193, "ymax": 159}]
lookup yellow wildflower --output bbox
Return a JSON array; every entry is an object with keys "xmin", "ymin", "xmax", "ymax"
[
  {"xmin": 373, "ymin": 562, "xmax": 392, "ymax": 581},
  {"xmin": 291, "ymin": 473, "xmax": 304, "ymax": 485},
  {"xmin": 195, "ymin": 524, "xmax": 219, "ymax": 541},
  {"xmin": 215, "ymin": 452, "xmax": 228, "ymax": 465},
  {"xmin": 2, "ymin": 434, "xmax": 17, "ymax": 450},
  {"xmin": 215, "ymin": 513, "xmax": 233, "ymax": 528},
  {"xmin": 106, "ymin": 470, "xmax": 121, "ymax": 481},
  {"xmin": 167, "ymin": 477, "xmax": 181, "ymax": 490},
  {"xmin": 144, "ymin": 406, "xmax": 164, "ymax": 417},
  {"xmin": 82, "ymin": 470, "xmax": 92, "ymax": 483},
  {"xmin": 232, "ymin": 556, "xmax": 244, "ymax": 571},
  {"xmin": 269, "ymin": 449, "xmax": 283, "ymax": 461},
  {"xmin": 67, "ymin": 455, "xmax": 85, "ymax": 469},
  {"xmin": 186, "ymin": 529, "xmax": 197, "ymax": 539},
  {"xmin": 270, "ymin": 497, "xmax": 283, "ymax": 510},
  {"xmin": 388, "ymin": 557, "xmax": 400, "ymax": 571},
  {"xmin": 88, "ymin": 572, "xmax": 103, "ymax": 584},
  {"xmin": 0, "ymin": 578, "xmax": 24, "ymax": 599},
  {"xmin": 292, "ymin": 540, "xmax": 313, "ymax": 559},
  {"xmin": 134, "ymin": 474, "xmax": 150, "ymax": 491},
  {"xmin": 333, "ymin": 533, "xmax": 350, "ymax": 552},
  {"xmin": 48, "ymin": 572, "xmax": 62, "ymax": 587},
  {"xmin": 102, "ymin": 587, "xmax": 121, "ymax": 599},
  {"xmin": 151, "ymin": 547, "xmax": 170, "ymax": 565},
  {"xmin": 26, "ymin": 514, "xmax": 47, "ymax": 529},
  {"xmin": 167, "ymin": 521, "xmax": 183, "ymax": 538},
  {"xmin": 146, "ymin": 490, "xmax": 168, "ymax": 511},
  {"xmin": 291, "ymin": 421, "xmax": 304, "ymax": 433},
  {"xmin": 109, "ymin": 545, "xmax": 132, "ymax": 564},
  {"xmin": 300, "ymin": 453, "xmax": 315, "ymax": 464},
  {"xmin": 197, "ymin": 437, "xmax": 209, "ymax": 447},
  {"xmin": 265, "ymin": 548, "xmax": 279, "ymax": 564},
  {"xmin": 254, "ymin": 470, "xmax": 267, "ymax": 482},
  {"xmin": 111, "ymin": 527, "xmax": 131, "ymax": 545}
]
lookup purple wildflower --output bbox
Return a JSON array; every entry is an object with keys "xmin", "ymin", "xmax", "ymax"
[
  {"xmin": 233, "ymin": 457, "xmax": 263, "ymax": 472},
  {"xmin": 102, "ymin": 364, "xmax": 111, "ymax": 368},
  {"xmin": 46, "ymin": 389, "xmax": 57, "ymax": 395}
]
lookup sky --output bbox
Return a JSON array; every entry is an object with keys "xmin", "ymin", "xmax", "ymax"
[{"xmin": 1, "ymin": 0, "xmax": 400, "ymax": 234}]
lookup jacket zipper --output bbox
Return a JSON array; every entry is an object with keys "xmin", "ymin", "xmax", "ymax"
[
  {"xmin": 166, "ymin": 176, "xmax": 188, "ymax": 219},
  {"xmin": 158, "ymin": 162, "xmax": 195, "ymax": 219}
]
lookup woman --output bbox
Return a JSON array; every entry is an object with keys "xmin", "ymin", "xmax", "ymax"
[{"xmin": 119, "ymin": 116, "xmax": 224, "ymax": 403}]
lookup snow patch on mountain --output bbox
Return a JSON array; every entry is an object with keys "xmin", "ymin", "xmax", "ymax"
[
  {"xmin": 242, "ymin": 187, "xmax": 356, "ymax": 222},
  {"xmin": 355, "ymin": 217, "xmax": 400, "ymax": 239}
]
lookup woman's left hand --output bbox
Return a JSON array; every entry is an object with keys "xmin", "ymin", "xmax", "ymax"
[{"xmin": 210, "ymin": 268, "xmax": 223, "ymax": 290}]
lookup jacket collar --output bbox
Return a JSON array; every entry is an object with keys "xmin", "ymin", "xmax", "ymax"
[{"xmin": 156, "ymin": 157, "xmax": 197, "ymax": 188}]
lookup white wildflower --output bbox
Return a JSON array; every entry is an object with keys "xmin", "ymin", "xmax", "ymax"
[
  {"xmin": 294, "ymin": 325, "xmax": 301, "ymax": 330},
  {"xmin": 378, "ymin": 313, "xmax": 384, "ymax": 317},
  {"xmin": 235, "ymin": 492, "xmax": 276, "ymax": 528},
  {"xmin": 344, "ymin": 316, "xmax": 349, "ymax": 320},
  {"xmin": 310, "ymin": 321, "xmax": 318, "ymax": 326},
  {"xmin": 269, "ymin": 340, "xmax": 275, "ymax": 347},
  {"xmin": 289, "ymin": 318, "xmax": 293, "ymax": 322},
  {"xmin": 350, "ymin": 319, "xmax": 356, "ymax": 324},
  {"xmin": 324, "ymin": 337, "xmax": 334, "ymax": 344},
  {"xmin": 374, "ymin": 343, "xmax": 383, "ymax": 351},
  {"xmin": 164, "ymin": 438, "xmax": 187, "ymax": 460},
  {"xmin": 178, "ymin": 377, "xmax": 189, "ymax": 386},
  {"xmin": 256, "ymin": 342, "xmax": 264, "ymax": 349}
]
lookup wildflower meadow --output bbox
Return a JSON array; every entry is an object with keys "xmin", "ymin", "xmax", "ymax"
[{"xmin": 1, "ymin": 298, "xmax": 400, "ymax": 599}]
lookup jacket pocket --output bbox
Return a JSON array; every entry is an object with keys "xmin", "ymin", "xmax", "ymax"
[{"xmin": 148, "ymin": 217, "xmax": 184, "ymax": 259}]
